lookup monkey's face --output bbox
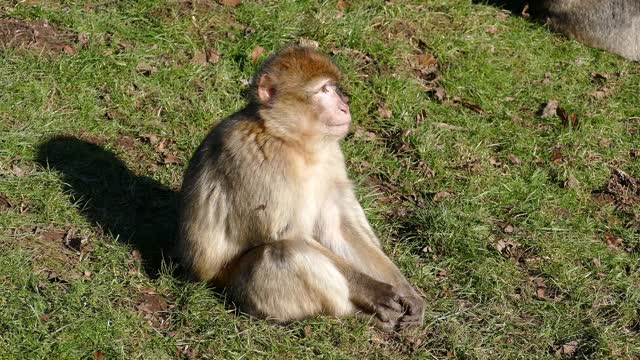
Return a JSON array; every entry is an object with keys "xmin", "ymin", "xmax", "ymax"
[{"xmin": 308, "ymin": 78, "xmax": 351, "ymax": 138}]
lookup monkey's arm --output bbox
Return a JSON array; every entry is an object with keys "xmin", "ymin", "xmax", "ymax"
[{"xmin": 316, "ymin": 187, "xmax": 424, "ymax": 328}]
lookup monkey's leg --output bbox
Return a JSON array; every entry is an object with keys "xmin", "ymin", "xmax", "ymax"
[{"xmin": 223, "ymin": 240, "xmax": 405, "ymax": 330}]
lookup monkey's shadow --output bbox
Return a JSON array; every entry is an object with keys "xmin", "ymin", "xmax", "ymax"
[{"xmin": 36, "ymin": 136, "xmax": 179, "ymax": 278}]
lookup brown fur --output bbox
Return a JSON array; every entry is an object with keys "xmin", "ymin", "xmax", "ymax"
[
  {"xmin": 178, "ymin": 46, "xmax": 424, "ymax": 331},
  {"xmin": 530, "ymin": 0, "xmax": 640, "ymax": 61}
]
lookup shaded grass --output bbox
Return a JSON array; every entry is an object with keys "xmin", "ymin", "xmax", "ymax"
[{"xmin": 1, "ymin": 0, "xmax": 639, "ymax": 358}]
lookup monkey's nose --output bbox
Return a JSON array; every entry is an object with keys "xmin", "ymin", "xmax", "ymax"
[{"xmin": 339, "ymin": 104, "xmax": 349, "ymax": 114}]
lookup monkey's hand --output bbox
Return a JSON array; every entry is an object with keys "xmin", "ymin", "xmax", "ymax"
[
  {"xmin": 397, "ymin": 294, "xmax": 424, "ymax": 330},
  {"xmin": 351, "ymin": 278, "xmax": 404, "ymax": 332}
]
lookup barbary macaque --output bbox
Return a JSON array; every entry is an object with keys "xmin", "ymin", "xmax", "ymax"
[
  {"xmin": 530, "ymin": 0, "xmax": 639, "ymax": 61},
  {"xmin": 178, "ymin": 46, "xmax": 424, "ymax": 331}
]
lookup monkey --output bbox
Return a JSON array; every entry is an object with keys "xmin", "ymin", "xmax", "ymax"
[
  {"xmin": 177, "ymin": 46, "xmax": 424, "ymax": 332},
  {"xmin": 473, "ymin": 0, "xmax": 639, "ymax": 61},
  {"xmin": 528, "ymin": 0, "xmax": 639, "ymax": 61}
]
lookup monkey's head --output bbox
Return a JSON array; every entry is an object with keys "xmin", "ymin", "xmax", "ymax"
[{"xmin": 252, "ymin": 46, "xmax": 351, "ymax": 141}]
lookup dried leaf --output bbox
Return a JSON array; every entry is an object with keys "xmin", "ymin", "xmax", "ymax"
[
  {"xmin": 541, "ymin": 100, "xmax": 558, "ymax": 118},
  {"xmin": 432, "ymin": 122, "xmax": 465, "ymax": 131},
  {"xmin": 94, "ymin": 351, "xmax": 104, "ymax": 360},
  {"xmin": 11, "ymin": 164, "xmax": 25, "ymax": 177},
  {"xmin": 190, "ymin": 52, "xmax": 207, "ymax": 66},
  {"xmin": 556, "ymin": 341, "xmax": 578, "ymax": 356},
  {"xmin": 131, "ymin": 249, "xmax": 142, "ymax": 261},
  {"xmin": 40, "ymin": 228, "xmax": 66, "ymax": 242},
  {"xmin": 416, "ymin": 53, "xmax": 437, "ymax": 67},
  {"xmin": 592, "ymin": 258, "xmax": 601, "ymax": 268},
  {"xmin": 336, "ymin": 0, "xmax": 349, "ymax": 11},
  {"xmin": 433, "ymin": 191, "xmax": 451, "ymax": 202},
  {"xmin": 219, "ymin": 0, "xmax": 241, "ymax": 6},
  {"xmin": 162, "ymin": 153, "xmax": 181, "ymax": 165},
  {"xmin": 485, "ymin": 25, "xmax": 498, "ymax": 34},
  {"xmin": 297, "ymin": 38, "xmax": 319, "ymax": 49},
  {"xmin": 377, "ymin": 104, "xmax": 392, "ymax": 119},
  {"xmin": 137, "ymin": 290, "xmax": 168, "ymax": 313},
  {"xmin": 565, "ymin": 175, "xmax": 580, "ymax": 189},
  {"xmin": 503, "ymin": 225, "xmax": 514, "ymax": 234},
  {"xmin": 431, "ymin": 86, "xmax": 446, "ymax": 101},
  {"xmin": 353, "ymin": 129, "xmax": 378, "ymax": 142},
  {"xmin": 116, "ymin": 136, "xmax": 137, "ymax": 151},
  {"xmin": 551, "ymin": 149, "xmax": 563, "ymax": 164},
  {"xmin": 78, "ymin": 33, "xmax": 88, "ymax": 48},
  {"xmin": 0, "ymin": 194, "xmax": 12, "ymax": 210},
  {"xmin": 191, "ymin": 49, "xmax": 220, "ymax": 66},
  {"xmin": 453, "ymin": 97, "xmax": 483, "ymax": 113},
  {"xmin": 557, "ymin": 108, "xmax": 578, "ymax": 128},
  {"xmin": 603, "ymin": 232, "xmax": 623, "ymax": 248},
  {"xmin": 136, "ymin": 62, "xmax": 157, "ymax": 76},
  {"xmin": 508, "ymin": 154, "xmax": 522, "ymax": 165},
  {"xmin": 250, "ymin": 46, "xmax": 264, "ymax": 64},
  {"xmin": 591, "ymin": 86, "xmax": 613, "ymax": 99},
  {"xmin": 62, "ymin": 44, "xmax": 76, "ymax": 55},
  {"xmin": 139, "ymin": 134, "xmax": 160, "ymax": 145}
]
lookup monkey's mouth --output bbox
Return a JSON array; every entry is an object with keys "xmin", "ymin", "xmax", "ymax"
[{"xmin": 329, "ymin": 122, "xmax": 350, "ymax": 127}]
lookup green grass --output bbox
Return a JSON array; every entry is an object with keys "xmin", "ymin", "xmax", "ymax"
[{"xmin": 1, "ymin": 0, "xmax": 639, "ymax": 358}]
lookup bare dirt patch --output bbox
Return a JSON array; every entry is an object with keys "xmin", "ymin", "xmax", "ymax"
[{"xmin": 0, "ymin": 19, "xmax": 75, "ymax": 53}]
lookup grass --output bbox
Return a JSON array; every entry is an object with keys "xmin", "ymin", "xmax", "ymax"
[{"xmin": 1, "ymin": 0, "xmax": 639, "ymax": 358}]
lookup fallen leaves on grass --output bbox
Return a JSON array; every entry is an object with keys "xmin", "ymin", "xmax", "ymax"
[
  {"xmin": 378, "ymin": 103, "xmax": 392, "ymax": 119},
  {"xmin": 427, "ymin": 86, "xmax": 446, "ymax": 102},
  {"xmin": 332, "ymin": 48, "xmax": 374, "ymax": 76},
  {"xmin": 250, "ymin": 45, "xmax": 264, "ymax": 64},
  {"xmin": 593, "ymin": 168, "xmax": 640, "ymax": 210},
  {"xmin": 602, "ymin": 232, "xmax": 624, "ymax": 249},
  {"xmin": 11, "ymin": 164, "xmax": 25, "ymax": 177},
  {"xmin": 136, "ymin": 62, "xmax": 158, "ymax": 76},
  {"xmin": 532, "ymin": 277, "xmax": 546, "ymax": 299},
  {"xmin": 541, "ymin": 100, "xmax": 558, "ymax": 118},
  {"xmin": 40, "ymin": 227, "xmax": 67, "ymax": 242},
  {"xmin": 161, "ymin": 153, "xmax": 181, "ymax": 165},
  {"xmin": 296, "ymin": 38, "xmax": 319, "ymax": 48},
  {"xmin": 432, "ymin": 122, "xmax": 465, "ymax": 131},
  {"xmin": 0, "ymin": 19, "xmax": 76, "ymax": 54},
  {"xmin": 116, "ymin": 135, "xmax": 137, "ymax": 151},
  {"xmin": 136, "ymin": 288, "xmax": 173, "ymax": 330},
  {"xmin": 550, "ymin": 146, "xmax": 563, "ymax": 164},
  {"xmin": 452, "ymin": 97, "xmax": 483, "ymax": 114},
  {"xmin": 410, "ymin": 52, "xmax": 439, "ymax": 87},
  {"xmin": 191, "ymin": 49, "xmax": 220, "ymax": 66},
  {"xmin": 557, "ymin": 108, "xmax": 579, "ymax": 128},
  {"xmin": 564, "ymin": 175, "xmax": 580, "ymax": 189},
  {"xmin": 0, "ymin": 193, "xmax": 12, "ymax": 210},
  {"xmin": 508, "ymin": 154, "xmax": 522, "ymax": 165},
  {"xmin": 353, "ymin": 128, "xmax": 379, "ymax": 142},
  {"xmin": 485, "ymin": 25, "xmax": 498, "ymax": 34},
  {"xmin": 433, "ymin": 191, "xmax": 451, "ymax": 202},
  {"xmin": 554, "ymin": 340, "xmax": 578, "ymax": 356},
  {"xmin": 218, "ymin": 0, "xmax": 241, "ymax": 6}
]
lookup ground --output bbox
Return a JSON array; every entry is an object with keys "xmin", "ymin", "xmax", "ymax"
[{"xmin": 1, "ymin": 0, "xmax": 639, "ymax": 359}]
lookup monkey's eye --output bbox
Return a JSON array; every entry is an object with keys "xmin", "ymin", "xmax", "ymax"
[{"xmin": 321, "ymin": 85, "xmax": 329, "ymax": 93}]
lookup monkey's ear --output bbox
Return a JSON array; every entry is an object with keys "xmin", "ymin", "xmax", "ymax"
[{"xmin": 257, "ymin": 74, "xmax": 276, "ymax": 103}]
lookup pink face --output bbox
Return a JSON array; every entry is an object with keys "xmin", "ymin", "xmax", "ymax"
[{"xmin": 309, "ymin": 78, "xmax": 351, "ymax": 138}]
